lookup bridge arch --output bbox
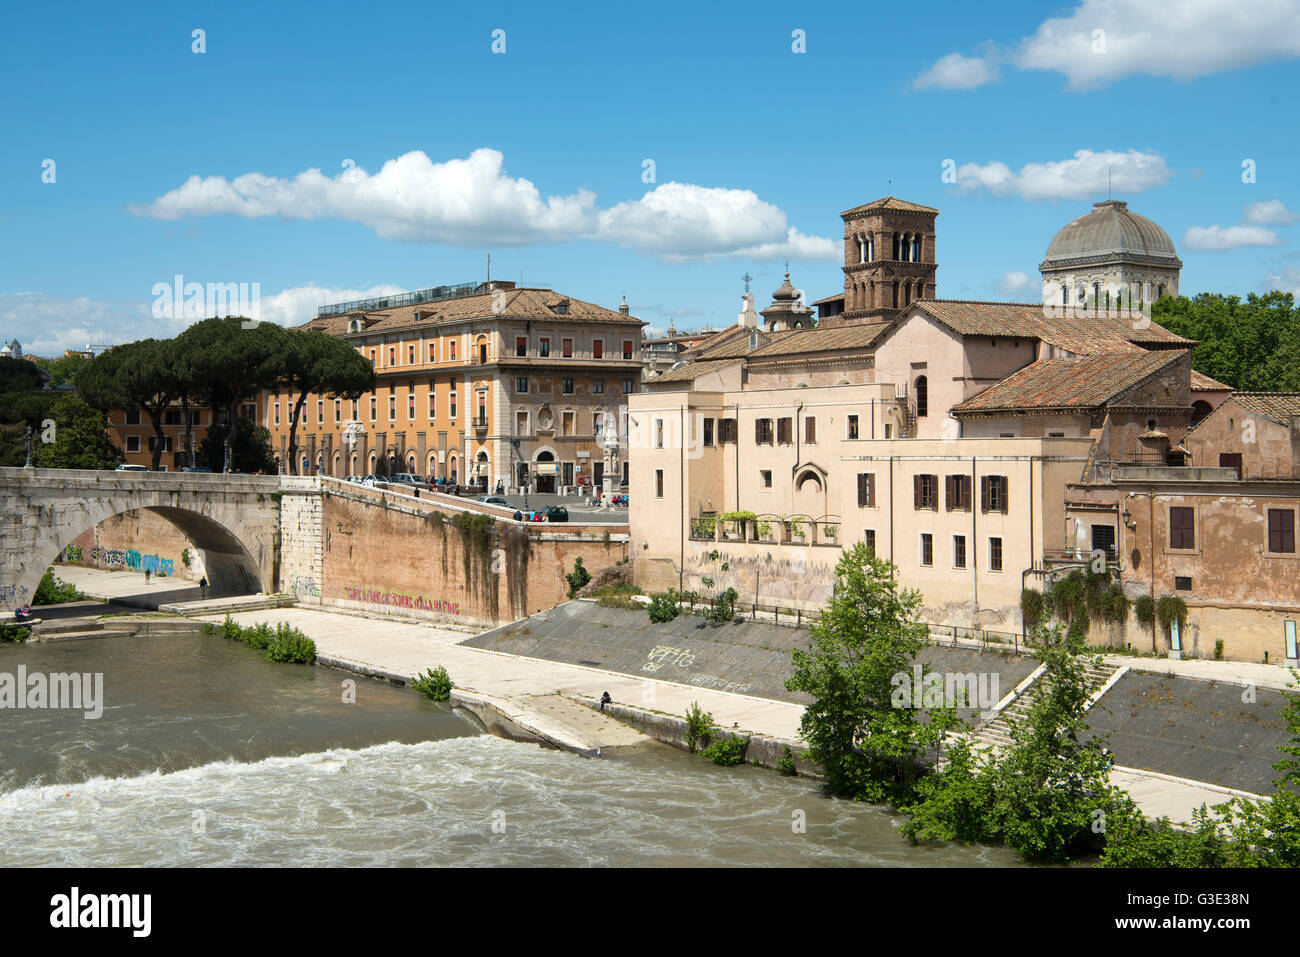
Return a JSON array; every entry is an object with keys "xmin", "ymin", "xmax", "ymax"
[{"xmin": 0, "ymin": 468, "xmax": 280, "ymax": 609}]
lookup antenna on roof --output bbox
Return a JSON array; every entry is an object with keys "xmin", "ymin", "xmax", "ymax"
[{"xmin": 486, "ymin": 253, "xmax": 491, "ymax": 283}]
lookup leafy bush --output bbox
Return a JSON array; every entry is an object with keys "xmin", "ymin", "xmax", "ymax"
[
  {"xmin": 1020, "ymin": 588, "xmax": 1045, "ymax": 627},
  {"xmin": 1156, "ymin": 594, "xmax": 1188, "ymax": 637},
  {"xmin": 411, "ymin": 666, "xmax": 453, "ymax": 702},
  {"xmin": 264, "ymin": 623, "xmax": 316, "ymax": 663},
  {"xmin": 241, "ymin": 622, "xmax": 274, "ymax": 650},
  {"xmin": 1133, "ymin": 594, "xmax": 1155, "ymax": 628},
  {"xmin": 0, "ymin": 623, "xmax": 31, "ymax": 643},
  {"xmin": 702, "ymin": 734, "xmax": 750, "ymax": 766},
  {"xmin": 647, "ymin": 592, "xmax": 680, "ymax": 623},
  {"xmin": 33, "ymin": 569, "xmax": 85, "ymax": 605},
  {"xmin": 684, "ymin": 701, "xmax": 715, "ymax": 754},
  {"xmin": 707, "ymin": 587, "xmax": 739, "ymax": 624},
  {"xmin": 564, "ymin": 557, "xmax": 591, "ymax": 599},
  {"xmin": 775, "ymin": 746, "xmax": 797, "ymax": 776},
  {"xmin": 1214, "ymin": 639, "xmax": 1224, "ymax": 660}
]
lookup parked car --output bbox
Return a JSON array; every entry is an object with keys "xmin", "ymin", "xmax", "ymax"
[
  {"xmin": 478, "ymin": 496, "xmax": 513, "ymax": 508},
  {"xmin": 114, "ymin": 464, "xmax": 150, "ymax": 472},
  {"xmin": 359, "ymin": 474, "xmax": 380, "ymax": 487},
  {"xmin": 544, "ymin": 505, "xmax": 569, "ymax": 522},
  {"xmin": 180, "ymin": 466, "xmax": 212, "ymax": 473}
]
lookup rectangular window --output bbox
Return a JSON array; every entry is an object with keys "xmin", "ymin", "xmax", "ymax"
[
  {"xmin": 981, "ymin": 475, "xmax": 1009, "ymax": 513},
  {"xmin": 954, "ymin": 535, "xmax": 967, "ymax": 569},
  {"xmin": 369, "ymin": 350, "xmax": 377, "ymax": 367},
  {"xmin": 857, "ymin": 473, "xmax": 875, "ymax": 508},
  {"xmin": 1092, "ymin": 524, "xmax": 1116, "ymax": 560},
  {"xmin": 1220, "ymin": 452, "xmax": 1244, "ymax": 479},
  {"xmin": 1175, "ymin": 576, "xmax": 1193, "ymax": 591},
  {"xmin": 702, "ymin": 418, "xmax": 714, "ymax": 447},
  {"xmin": 989, "ymin": 537, "xmax": 1003, "ymax": 572},
  {"xmin": 562, "ymin": 337, "xmax": 573, "ymax": 358},
  {"xmin": 593, "ymin": 339, "xmax": 604, "ymax": 359},
  {"xmin": 593, "ymin": 380, "xmax": 604, "ymax": 395},
  {"xmin": 622, "ymin": 379, "xmax": 634, "ymax": 394},
  {"xmin": 335, "ymin": 400, "xmax": 342, "ymax": 423},
  {"xmin": 126, "ymin": 436, "xmax": 140, "ymax": 452},
  {"xmin": 946, "ymin": 474, "xmax": 972, "ymax": 511},
  {"xmin": 720, "ymin": 418, "xmax": 737, "ymax": 443},
  {"xmin": 594, "ymin": 412, "xmax": 604, "ymax": 436},
  {"xmin": 562, "ymin": 410, "xmax": 574, "ymax": 436},
  {"xmin": 920, "ymin": 533, "xmax": 933, "ymax": 567},
  {"xmin": 408, "ymin": 345, "xmax": 415, "ymax": 364},
  {"xmin": 448, "ymin": 340, "xmax": 456, "ymax": 361},
  {"xmin": 429, "ymin": 342, "xmax": 437, "ymax": 362},
  {"xmin": 755, "ymin": 418, "xmax": 774, "ymax": 444},
  {"xmin": 369, "ymin": 396, "xmax": 377, "ymax": 421},
  {"xmin": 389, "ymin": 347, "xmax": 396, "ymax": 367},
  {"xmin": 516, "ymin": 377, "xmax": 529, "ymax": 394},
  {"xmin": 847, "ymin": 414, "xmax": 859, "ymax": 440},
  {"xmin": 388, "ymin": 395, "xmax": 396, "ymax": 421},
  {"xmin": 623, "ymin": 340, "xmax": 633, "ymax": 360},
  {"xmin": 654, "ymin": 469, "xmax": 664, "ymax": 498},
  {"xmin": 126, "ymin": 410, "xmax": 142, "ymax": 426},
  {"xmin": 562, "ymin": 378, "xmax": 575, "ymax": 394},
  {"xmin": 450, "ymin": 393, "xmax": 457, "ymax": 420},
  {"xmin": 654, "ymin": 419, "xmax": 664, "ymax": 449},
  {"xmin": 913, "ymin": 474, "xmax": 938, "ymax": 510},
  {"xmin": 428, "ymin": 391, "xmax": 436, "ymax": 419},
  {"xmin": 516, "ymin": 336, "xmax": 527, "ymax": 357},
  {"xmin": 1269, "ymin": 509, "xmax": 1296, "ymax": 554},
  {"xmin": 317, "ymin": 399, "xmax": 324, "ymax": 425},
  {"xmin": 274, "ymin": 403, "xmax": 280, "ymax": 427},
  {"xmin": 863, "ymin": 529, "xmax": 876, "ymax": 555},
  {"xmin": 1169, "ymin": 506, "xmax": 1195, "ymax": 550},
  {"xmin": 777, "ymin": 417, "xmax": 792, "ymax": 444},
  {"xmin": 539, "ymin": 337, "xmax": 550, "ymax": 358},
  {"xmin": 163, "ymin": 410, "xmax": 181, "ymax": 426},
  {"xmin": 408, "ymin": 394, "xmax": 415, "ymax": 419},
  {"xmin": 760, "ymin": 469, "xmax": 772, "ymax": 488},
  {"xmin": 190, "ymin": 410, "xmax": 201, "ymax": 426},
  {"xmin": 805, "ymin": 416, "xmax": 816, "ymax": 444},
  {"xmin": 516, "ymin": 411, "xmax": 528, "ymax": 435}
]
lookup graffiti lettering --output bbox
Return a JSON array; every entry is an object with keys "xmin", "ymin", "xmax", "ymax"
[
  {"xmin": 642, "ymin": 645, "xmax": 697, "ymax": 673},
  {"xmin": 342, "ymin": 585, "xmax": 460, "ymax": 616},
  {"xmin": 0, "ymin": 584, "xmax": 29, "ymax": 607},
  {"xmin": 90, "ymin": 547, "xmax": 173, "ymax": 576},
  {"xmin": 291, "ymin": 576, "xmax": 321, "ymax": 597},
  {"xmin": 62, "ymin": 545, "xmax": 83, "ymax": 563}
]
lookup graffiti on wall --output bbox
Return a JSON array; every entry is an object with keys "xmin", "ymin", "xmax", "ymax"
[
  {"xmin": 62, "ymin": 545, "xmax": 83, "ymax": 563},
  {"xmin": 0, "ymin": 584, "xmax": 29, "ymax": 607},
  {"xmin": 291, "ymin": 576, "xmax": 321, "ymax": 598},
  {"xmin": 640, "ymin": 645, "xmax": 752, "ymax": 695},
  {"xmin": 342, "ymin": 585, "xmax": 460, "ymax": 615},
  {"xmin": 91, "ymin": 547, "xmax": 174, "ymax": 576}
]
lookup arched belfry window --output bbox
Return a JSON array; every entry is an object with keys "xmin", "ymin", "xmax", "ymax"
[
  {"xmin": 915, "ymin": 375, "xmax": 928, "ymax": 418},
  {"xmin": 912, "ymin": 234, "xmax": 922, "ymax": 261},
  {"xmin": 1061, "ymin": 285, "xmax": 1068, "ymax": 305},
  {"xmin": 865, "ymin": 234, "xmax": 873, "ymax": 261}
]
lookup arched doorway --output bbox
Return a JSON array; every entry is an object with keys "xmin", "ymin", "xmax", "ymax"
[
  {"xmin": 332, "ymin": 452, "xmax": 342, "ymax": 477},
  {"xmin": 448, "ymin": 454, "xmax": 459, "ymax": 485},
  {"xmin": 367, "ymin": 452, "xmax": 377, "ymax": 476},
  {"xmin": 350, "ymin": 452, "xmax": 359, "ymax": 476},
  {"xmin": 474, "ymin": 450, "xmax": 489, "ymax": 489},
  {"xmin": 535, "ymin": 450, "xmax": 556, "ymax": 493},
  {"xmin": 427, "ymin": 452, "xmax": 438, "ymax": 482},
  {"xmin": 1191, "ymin": 400, "xmax": 1213, "ymax": 425}
]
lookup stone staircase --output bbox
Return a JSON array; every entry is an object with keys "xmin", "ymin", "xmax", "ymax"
[{"xmin": 968, "ymin": 660, "xmax": 1126, "ymax": 751}]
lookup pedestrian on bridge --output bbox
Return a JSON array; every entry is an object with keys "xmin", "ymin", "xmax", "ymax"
[{"xmin": 200, "ymin": 576, "xmax": 208, "ymax": 599}]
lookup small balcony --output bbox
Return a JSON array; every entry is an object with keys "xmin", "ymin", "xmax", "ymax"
[{"xmin": 472, "ymin": 415, "xmax": 489, "ymax": 431}]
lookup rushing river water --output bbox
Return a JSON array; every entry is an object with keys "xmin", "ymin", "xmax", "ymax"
[{"xmin": 0, "ymin": 633, "xmax": 1022, "ymax": 867}]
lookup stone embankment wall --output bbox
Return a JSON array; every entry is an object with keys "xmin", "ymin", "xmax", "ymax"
[{"xmin": 283, "ymin": 480, "xmax": 630, "ymax": 630}]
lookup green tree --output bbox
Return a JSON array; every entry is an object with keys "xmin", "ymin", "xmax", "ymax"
[
  {"xmin": 76, "ymin": 339, "xmax": 179, "ymax": 470},
  {"xmin": 0, "ymin": 356, "xmax": 48, "ymax": 393},
  {"xmin": 280, "ymin": 330, "xmax": 376, "ymax": 475},
  {"xmin": 32, "ymin": 393, "xmax": 122, "ymax": 470},
  {"xmin": 174, "ymin": 318, "xmax": 286, "ymax": 473},
  {"xmin": 1154, "ymin": 291, "xmax": 1300, "ymax": 390},
  {"xmin": 785, "ymin": 542, "xmax": 960, "ymax": 802},
  {"xmin": 30, "ymin": 353, "xmax": 88, "ymax": 388},
  {"xmin": 197, "ymin": 415, "xmax": 276, "ymax": 474}
]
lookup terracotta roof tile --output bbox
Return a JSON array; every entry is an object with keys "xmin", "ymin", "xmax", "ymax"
[
  {"xmin": 953, "ymin": 350, "xmax": 1187, "ymax": 414},
  {"xmin": 647, "ymin": 358, "xmax": 744, "ymax": 383},
  {"xmin": 293, "ymin": 287, "xmax": 639, "ymax": 336},
  {"xmin": 749, "ymin": 322, "xmax": 887, "ymax": 358},
  {"xmin": 841, "ymin": 196, "xmax": 939, "ymax": 217},
  {"xmin": 1232, "ymin": 392, "xmax": 1300, "ymax": 422},
  {"xmin": 1190, "ymin": 369, "xmax": 1232, "ymax": 391}
]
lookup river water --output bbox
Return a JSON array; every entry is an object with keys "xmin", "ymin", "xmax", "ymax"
[{"xmin": 0, "ymin": 634, "xmax": 1021, "ymax": 867}]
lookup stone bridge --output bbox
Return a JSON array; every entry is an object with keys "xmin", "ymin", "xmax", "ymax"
[{"xmin": 0, "ymin": 468, "xmax": 282, "ymax": 609}]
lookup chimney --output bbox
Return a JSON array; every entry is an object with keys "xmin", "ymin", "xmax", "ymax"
[{"xmin": 737, "ymin": 293, "xmax": 758, "ymax": 329}]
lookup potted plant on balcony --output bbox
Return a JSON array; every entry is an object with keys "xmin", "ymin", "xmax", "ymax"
[{"xmin": 720, "ymin": 510, "xmax": 757, "ymax": 541}]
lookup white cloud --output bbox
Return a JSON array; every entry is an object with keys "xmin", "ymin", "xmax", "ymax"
[
  {"xmin": 132, "ymin": 150, "xmax": 837, "ymax": 263},
  {"xmin": 918, "ymin": 0, "xmax": 1300, "ymax": 92},
  {"xmin": 955, "ymin": 149, "xmax": 1172, "ymax": 200},
  {"xmin": 997, "ymin": 271, "xmax": 1032, "ymax": 295},
  {"xmin": 0, "ymin": 284, "xmax": 412, "ymax": 356},
  {"xmin": 257, "ymin": 284, "xmax": 408, "ymax": 327},
  {"xmin": 1243, "ymin": 199, "xmax": 1300, "ymax": 225},
  {"xmin": 913, "ymin": 52, "xmax": 999, "ymax": 91},
  {"xmin": 1182, "ymin": 225, "xmax": 1283, "ymax": 250},
  {"xmin": 1264, "ymin": 267, "xmax": 1300, "ymax": 296}
]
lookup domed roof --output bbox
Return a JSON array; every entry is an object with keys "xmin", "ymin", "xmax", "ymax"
[
  {"xmin": 1042, "ymin": 200, "xmax": 1179, "ymax": 265},
  {"xmin": 771, "ymin": 270, "xmax": 800, "ymax": 302}
]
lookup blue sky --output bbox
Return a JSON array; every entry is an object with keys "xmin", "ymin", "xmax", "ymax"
[{"xmin": 4, "ymin": 0, "xmax": 1300, "ymax": 353}]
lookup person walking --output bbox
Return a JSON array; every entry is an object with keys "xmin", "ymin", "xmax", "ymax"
[
  {"xmin": 199, "ymin": 576, "xmax": 208, "ymax": 599},
  {"xmin": 144, "ymin": 568, "xmax": 151, "ymax": 585}
]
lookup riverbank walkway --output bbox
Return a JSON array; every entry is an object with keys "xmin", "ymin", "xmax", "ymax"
[{"xmin": 47, "ymin": 566, "xmax": 1294, "ymax": 822}]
